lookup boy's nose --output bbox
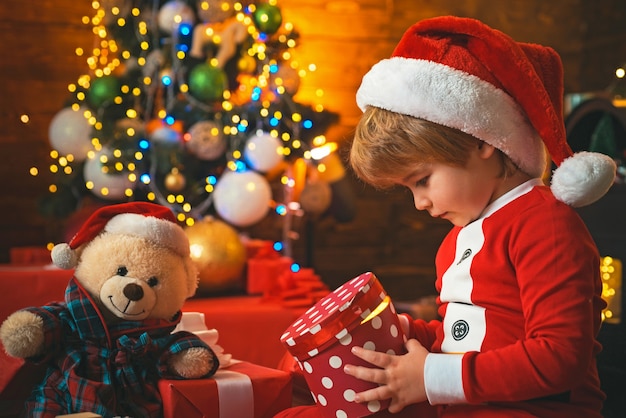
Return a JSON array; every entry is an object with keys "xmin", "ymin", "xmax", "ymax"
[{"xmin": 413, "ymin": 193, "xmax": 430, "ymax": 211}]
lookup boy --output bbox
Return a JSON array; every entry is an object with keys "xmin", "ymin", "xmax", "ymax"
[
  {"xmin": 280, "ymin": 16, "xmax": 615, "ymax": 418},
  {"xmin": 343, "ymin": 16, "xmax": 616, "ymax": 418}
]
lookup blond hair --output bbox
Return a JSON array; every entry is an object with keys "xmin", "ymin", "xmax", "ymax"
[{"xmin": 349, "ymin": 107, "xmax": 516, "ymax": 188}]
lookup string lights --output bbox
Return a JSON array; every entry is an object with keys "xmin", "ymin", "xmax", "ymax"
[{"xmin": 600, "ymin": 256, "xmax": 622, "ymax": 323}]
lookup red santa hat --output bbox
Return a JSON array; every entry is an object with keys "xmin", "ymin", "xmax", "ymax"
[
  {"xmin": 356, "ymin": 16, "xmax": 616, "ymax": 207},
  {"xmin": 51, "ymin": 202, "xmax": 190, "ymax": 269}
]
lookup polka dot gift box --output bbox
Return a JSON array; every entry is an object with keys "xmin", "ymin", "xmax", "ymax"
[{"xmin": 280, "ymin": 272, "xmax": 406, "ymax": 418}]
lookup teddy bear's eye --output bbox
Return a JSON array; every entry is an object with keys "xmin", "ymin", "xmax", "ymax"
[
  {"xmin": 147, "ymin": 276, "xmax": 159, "ymax": 287},
  {"xmin": 117, "ymin": 266, "xmax": 128, "ymax": 276}
]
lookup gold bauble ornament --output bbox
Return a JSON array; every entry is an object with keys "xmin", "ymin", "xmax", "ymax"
[
  {"xmin": 165, "ymin": 168, "xmax": 186, "ymax": 192},
  {"xmin": 185, "ymin": 216, "xmax": 247, "ymax": 293}
]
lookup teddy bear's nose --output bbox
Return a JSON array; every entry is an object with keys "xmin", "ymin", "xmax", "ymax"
[{"xmin": 123, "ymin": 283, "xmax": 144, "ymax": 301}]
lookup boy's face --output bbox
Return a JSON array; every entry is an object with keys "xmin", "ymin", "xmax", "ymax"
[{"xmin": 394, "ymin": 144, "xmax": 503, "ymax": 227}]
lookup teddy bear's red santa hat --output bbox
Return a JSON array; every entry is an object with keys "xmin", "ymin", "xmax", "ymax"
[
  {"xmin": 52, "ymin": 202, "xmax": 190, "ymax": 269},
  {"xmin": 356, "ymin": 16, "xmax": 616, "ymax": 207}
]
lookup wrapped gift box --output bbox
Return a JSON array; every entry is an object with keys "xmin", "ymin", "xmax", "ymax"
[
  {"xmin": 280, "ymin": 272, "xmax": 406, "ymax": 418},
  {"xmin": 9, "ymin": 246, "xmax": 52, "ymax": 265},
  {"xmin": 159, "ymin": 361, "xmax": 292, "ymax": 418},
  {"xmin": 0, "ymin": 265, "xmax": 73, "ymax": 401},
  {"xmin": 246, "ymin": 245, "xmax": 293, "ymax": 295}
]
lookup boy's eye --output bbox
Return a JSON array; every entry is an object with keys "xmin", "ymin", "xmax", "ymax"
[{"xmin": 415, "ymin": 176, "xmax": 430, "ymax": 187}]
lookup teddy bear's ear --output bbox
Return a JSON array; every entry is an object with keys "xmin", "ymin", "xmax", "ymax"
[
  {"xmin": 51, "ymin": 243, "xmax": 79, "ymax": 269},
  {"xmin": 184, "ymin": 257, "xmax": 200, "ymax": 298}
]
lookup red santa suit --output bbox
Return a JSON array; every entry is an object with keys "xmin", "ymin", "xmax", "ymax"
[{"xmin": 411, "ymin": 178, "xmax": 605, "ymax": 417}]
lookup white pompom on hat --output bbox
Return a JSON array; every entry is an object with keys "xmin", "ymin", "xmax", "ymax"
[
  {"xmin": 356, "ymin": 16, "xmax": 616, "ymax": 207},
  {"xmin": 51, "ymin": 202, "xmax": 190, "ymax": 269}
]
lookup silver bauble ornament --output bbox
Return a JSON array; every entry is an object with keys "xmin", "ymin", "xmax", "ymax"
[{"xmin": 186, "ymin": 120, "xmax": 227, "ymax": 160}]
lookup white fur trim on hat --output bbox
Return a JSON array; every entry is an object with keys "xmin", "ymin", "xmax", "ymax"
[
  {"xmin": 356, "ymin": 57, "xmax": 547, "ymax": 177},
  {"xmin": 104, "ymin": 213, "xmax": 190, "ymax": 257},
  {"xmin": 551, "ymin": 151, "xmax": 616, "ymax": 207}
]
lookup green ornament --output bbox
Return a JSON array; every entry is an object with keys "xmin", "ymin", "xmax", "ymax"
[
  {"xmin": 253, "ymin": 4, "xmax": 282, "ymax": 35},
  {"xmin": 188, "ymin": 63, "xmax": 227, "ymax": 102},
  {"xmin": 88, "ymin": 75, "xmax": 121, "ymax": 107}
]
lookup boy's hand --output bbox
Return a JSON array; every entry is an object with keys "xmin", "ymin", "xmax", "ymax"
[{"xmin": 343, "ymin": 339, "xmax": 429, "ymax": 413}]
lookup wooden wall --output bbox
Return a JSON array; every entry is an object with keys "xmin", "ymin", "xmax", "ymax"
[
  {"xmin": 0, "ymin": 0, "xmax": 93, "ymax": 253},
  {"xmin": 1, "ymin": 0, "xmax": 626, "ymax": 300}
]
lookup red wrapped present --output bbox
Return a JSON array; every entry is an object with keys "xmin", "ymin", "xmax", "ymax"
[
  {"xmin": 158, "ymin": 361, "xmax": 292, "ymax": 418},
  {"xmin": 0, "ymin": 265, "xmax": 73, "ymax": 402},
  {"xmin": 280, "ymin": 272, "xmax": 406, "ymax": 418},
  {"xmin": 246, "ymin": 244, "xmax": 293, "ymax": 295},
  {"xmin": 267, "ymin": 268, "xmax": 330, "ymax": 308},
  {"xmin": 9, "ymin": 246, "xmax": 52, "ymax": 265},
  {"xmin": 243, "ymin": 238, "xmax": 274, "ymax": 259}
]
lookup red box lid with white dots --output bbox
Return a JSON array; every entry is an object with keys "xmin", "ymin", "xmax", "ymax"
[{"xmin": 280, "ymin": 272, "xmax": 406, "ymax": 417}]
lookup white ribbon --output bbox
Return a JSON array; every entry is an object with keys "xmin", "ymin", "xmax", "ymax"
[{"xmin": 214, "ymin": 369, "xmax": 255, "ymax": 418}]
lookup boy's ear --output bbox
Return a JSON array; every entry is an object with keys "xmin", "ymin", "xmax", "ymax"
[{"xmin": 477, "ymin": 142, "xmax": 496, "ymax": 159}]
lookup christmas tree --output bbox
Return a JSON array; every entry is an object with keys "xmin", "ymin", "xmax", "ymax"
[{"xmin": 38, "ymin": 0, "xmax": 343, "ymax": 259}]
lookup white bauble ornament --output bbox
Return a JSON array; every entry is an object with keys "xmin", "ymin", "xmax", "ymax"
[
  {"xmin": 213, "ymin": 170, "xmax": 271, "ymax": 227},
  {"xmin": 244, "ymin": 131, "xmax": 283, "ymax": 172},
  {"xmin": 83, "ymin": 147, "xmax": 134, "ymax": 200},
  {"xmin": 48, "ymin": 107, "xmax": 93, "ymax": 161},
  {"xmin": 186, "ymin": 120, "xmax": 226, "ymax": 160},
  {"xmin": 158, "ymin": 0, "xmax": 195, "ymax": 34}
]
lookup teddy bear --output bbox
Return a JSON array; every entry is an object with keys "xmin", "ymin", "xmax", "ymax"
[{"xmin": 0, "ymin": 202, "xmax": 219, "ymax": 418}]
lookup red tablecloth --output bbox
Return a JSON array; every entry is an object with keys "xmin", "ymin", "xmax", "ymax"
[{"xmin": 0, "ymin": 265, "xmax": 305, "ymax": 406}]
